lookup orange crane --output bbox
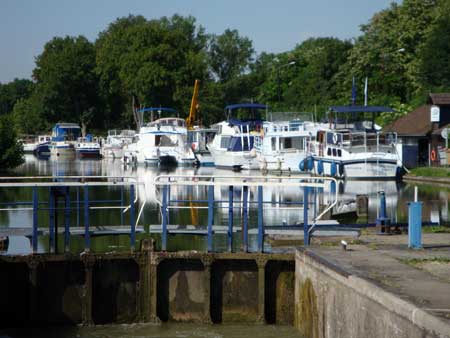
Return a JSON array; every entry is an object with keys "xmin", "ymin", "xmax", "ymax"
[{"xmin": 186, "ymin": 79, "xmax": 200, "ymax": 130}]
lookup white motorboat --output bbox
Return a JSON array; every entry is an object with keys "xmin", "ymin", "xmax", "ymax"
[
  {"xmin": 306, "ymin": 106, "xmax": 401, "ymax": 179},
  {"xmin": 75, "ymin": 136, "xmax": 101, "ymax": 158},
  {"xmin": 208, "ymin": 103, "xmax": 267, "ymax": 170},
  {"xmin": 123, "ymin": 108, "xmax": 195, "ymax": 167},
  {"xmin": 254, "ymin": 119, "xmax": 318, "ymax": 172},
  {"xmin": 101, "ymin": 129, "xmax": 135, "ymax": 159},
  {"xmin": 50, "ymin": 123, "xmax": 81, "ymax": 157}
]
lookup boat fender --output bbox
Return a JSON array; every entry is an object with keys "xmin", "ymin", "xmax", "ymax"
[
  {"xmin": 330, "ymin": 180, "xmax": 336, "ymax": 194},
  {"xmin": 307, "ymin": 156, "xmax": 314, "ymax": 171},
  {"xmin": 299, "ymin": 159, "xmax": 305, "ymax": 171},
  {"xmin": 330, "ymin": 161, "xmax": 337, "ymax": 177},
  {"xmin": 317, "ymin": 160, "xmax": 324, "ymax": 175}
]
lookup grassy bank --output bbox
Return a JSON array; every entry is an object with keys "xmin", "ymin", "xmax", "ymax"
[{"xmin": 408, "ymin": 167, "xmax": 450, "ymax": 178}]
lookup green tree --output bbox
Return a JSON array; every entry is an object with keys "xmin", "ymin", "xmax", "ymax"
[
  {"xmin": 12, "ymin": 95, "xmax": 46, "ymax": 134},
  {"xmin": 418, "ymin": 0, "xmax": 450, "ymax": 91},
  {"xmin": 33, "ymin": 35, "xmax": 100, "ymax": 131},
  {"xmin": 96, "ymin": 15, "xmax": 209, "ymax": 127},
  {"xmin": 336, "ymin": 0, "xmax": 439, "ymax": 106},
  {"xmin": 0, "ymin": 114, "xmax": 24, "ymax": 170},
  {"xmin": 0, "ymin": 79, "xmax": 34, "ymax": 115},
  {"xmin": 208, "ymin": 29, "xmax": 254, "ymax": 83}
]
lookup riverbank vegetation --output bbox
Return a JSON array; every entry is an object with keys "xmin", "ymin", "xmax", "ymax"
[
  {"xmin": 409, "ymin": 167, "xmax": 450, "ymax": 178},
  {"xmin": 0, "ymin": 0, "xmax": 449, "ymax": 160}
]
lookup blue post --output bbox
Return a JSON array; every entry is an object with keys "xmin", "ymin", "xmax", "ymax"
[
  {"xmin": 408, "ymin": 202, "xmax": 422, "ymax": 249},
  {"xmin": 49, "ymin": 189, "xmax": 56, "ymax": 254},
  {"xmin": 207, "ymin": 185, "xmax": 214, "ymax": 252},
  {"xmin": 257, "ymin": 185, "xmax": 264, "ymax": 253},
  {"xmin": 303, "ymin": 186, "xmax": 309, "ymax": 246},
  {"xmin": 32, "ymin": 186, "xmax": 38, "ymax": 254},
  {"xmin": 130, "ymin": 184, "xmax": 136, "ymax": 251},
  {"xmin": 120, "ymin": 185, "xmax": 124, "ymax": 225},
  {"xmin": 228, "ymin": 185, "xmax": 234, "ymax": 252},
  {"xmin": 161, "ymin": 185, "xmax": 168, "ymax": 251},
  {"xmin": 84, "ymin": 185, "xmax": 90, "ymax": 252},
  {"xmin": 242, "ymin": 185, "xmax": 249, "ymax": 252},
  {"xmin": 64, "ymin": 188, "xmax": 70, "ymax": 253}
]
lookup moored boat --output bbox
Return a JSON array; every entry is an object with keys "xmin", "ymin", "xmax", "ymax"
[
  {"xmin": 208, "ymin": 103, "xmax": 267, "ymax": 170},
  {"xmin": 50, "ymin": 123, "xmax": 81, "ymax": 157},
  {"xmin": 101, "ymin": 129, "xmax": 135, "ymax": 159},
  {"xmin": 75, "ymin": 135, "xmax": 101, "ymax": 158},
  {"xmin": 306, "ymin": 106, "xmax": 401, "ymax": 179}
]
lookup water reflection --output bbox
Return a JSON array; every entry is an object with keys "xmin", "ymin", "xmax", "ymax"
[{"xmin": 1, "ymin": 156, "xmax": 448, "ymax": 254}]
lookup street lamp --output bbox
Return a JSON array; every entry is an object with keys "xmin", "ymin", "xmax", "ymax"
[{"xmin": 276, "ymin": 61, "xmax": 296, "ymax": 103}]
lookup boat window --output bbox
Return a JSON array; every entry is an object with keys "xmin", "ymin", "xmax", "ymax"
[
  {"xmin": 337, "ymin": 149, "xmax": 342, "ymax": 157},
  {"xmin": 158, "ymin": 135, "xmax": 178, "ymax": 147},
  {"xmin": 227, "ymin": 136, "xmax": 254, "ymax": 152},
  {"xmin": 332, "ymin": 148, "xmax": 337, "ymax": 157},
  {"xmin": 327, "ymin": 148, "xmax": 331, "ymax": 156},
  {"xmin": 271, "ymin": 137, "xmax": 276, "ymax": 151},
  {"xmin": 220, "ymin": 136, "xmax": 231, "ymax": 149}
]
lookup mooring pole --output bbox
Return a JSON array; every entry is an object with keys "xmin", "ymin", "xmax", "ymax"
[
  {"xmin": 243, "ymin": 185, "xmax": 249, "ymax": 252},
  {"xmin": 257, "ymin": 186, "xmax": 264, "ymax": 252},
  {"xmin": 32, "ymin": 186, "xmax": 38, "ymax": 254},
  {"xmin": 303, "ymin": 186, "xmax": 309, "ymax": 246},
  {"xmin": 64, "ymin": 188, "xmax": 71, "ymax": 253},
  {"xmin": 207, "ymin": 185, "xmax": 214, "ymax": 252},
  {"xmin": 49, "ymin": 188, "xmax": 56, "ymax": 254},
  {"xmin": 228, "ymin": 185, "xmax": 234, "ymax": 252},
  {"xmin": 161, "ymin": 185, "xmax": 168, "ymax": 251},
  {"xmin": 120, "ymin": 185, "xmax": 124, "ymax": 226},
  {"xmin": 84, "ymin": 185, "xmax": 90, "ymax": 252},
  {"xmin": 130, "ymin": 184, "xmax": 136, "ymax": 251}
]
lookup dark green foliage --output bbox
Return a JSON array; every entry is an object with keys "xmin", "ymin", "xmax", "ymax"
[
  {"xmin": 418, "ymin": 0, "xmax": 450, "ymax": 91},
  {"xmin": 33, "ymin": 35, "xmax": 100, "ymax": 130},
  {"xmin": 6, "ymin": 1, "xmax": 450, "ymax": 134},
  {"xmin": 96, "ymin": 15, "xmax": 209, "ymax": 126},
  {"xmin": 0, "ymin": 114, "xmax": 24, "ymax": 170},
  {"xmin": 0, "ymin": 79, "xmax": 34, "ymax": 116}
]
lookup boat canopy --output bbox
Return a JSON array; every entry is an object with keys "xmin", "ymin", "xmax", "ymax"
[
  {"xmin": 137, "ymin": 107, "xmax": 177, "ymax": 114},
  {"xmin": 329, "ymin": 106, "xmax": 394, "ymax": 113},
  {"xmin": 225, "ymin": 103, "xmax": 267, "ymax": 111},
  {"xmin": 228, "ymin": 118, "xmax": 263, "ymax": 127}
]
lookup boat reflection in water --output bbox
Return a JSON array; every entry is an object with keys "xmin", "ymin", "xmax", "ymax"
[{"xmin": 2, "ymin": 157, "xmax": 448, "ymax": 255}]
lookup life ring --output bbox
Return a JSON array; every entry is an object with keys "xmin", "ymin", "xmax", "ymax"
[{"xmin": 430, "ymin": 149, "xmax": 437, "ymax": 161}]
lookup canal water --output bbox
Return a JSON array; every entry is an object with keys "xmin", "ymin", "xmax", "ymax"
[
  {"xmin": 1, "ymin": 155, "xmax": 449, "ymax": 255},
  {"xmin": 1, "ymin": 323, "xmax": 300, "ymax": 338}
]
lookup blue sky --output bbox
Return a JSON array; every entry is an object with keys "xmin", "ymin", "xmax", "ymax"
[{"xmin": 0, "ymin": 0, "xmax": 398, "ymax": 83}]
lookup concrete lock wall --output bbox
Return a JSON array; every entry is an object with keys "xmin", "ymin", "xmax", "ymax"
[
  {"xmin": 0, "ymin": 250, "xmax": 295, "ymax": 328},
  {"xmin": 295, "ymin": 249, "xmax": 448, "ymax": 338}
]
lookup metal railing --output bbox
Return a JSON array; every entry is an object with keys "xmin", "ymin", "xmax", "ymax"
[
  {"xmin": 0, "ymin": 176, "xmax": 143, "ymax": 253},
  {"xmin": 153, "ymin": 175, "xmax": 338, "ymax": 252}
]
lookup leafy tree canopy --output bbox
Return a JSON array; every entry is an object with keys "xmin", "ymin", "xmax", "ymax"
[
  {"xmin": 0, "ymin": 79, "xmax": 34, "ymax": 116},
  {"xmin": 0, "ymin": 114, "xmax": 24, "ymax": 170},
  {"xmin": 33, "ymin": 35, "xmax": 99, "ymax": 130}
]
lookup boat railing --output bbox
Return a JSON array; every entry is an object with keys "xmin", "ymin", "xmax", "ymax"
[
  {"xmin": 153, "ymin": 175, "xmax": 338, "ymax": 252},
  {"xmin": 0, "ymin": 176, "xmax": 143, "ymax": 254}
]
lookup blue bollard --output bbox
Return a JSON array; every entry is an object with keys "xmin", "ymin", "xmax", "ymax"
[{"xmin": 408, "ymin": 202, "xmax": 422, "ymax": 249}]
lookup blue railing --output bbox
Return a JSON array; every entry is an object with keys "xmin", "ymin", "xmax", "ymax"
[{"xmin": 154, "ymin": 175, "xmax": 338, "ymax": 252}]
